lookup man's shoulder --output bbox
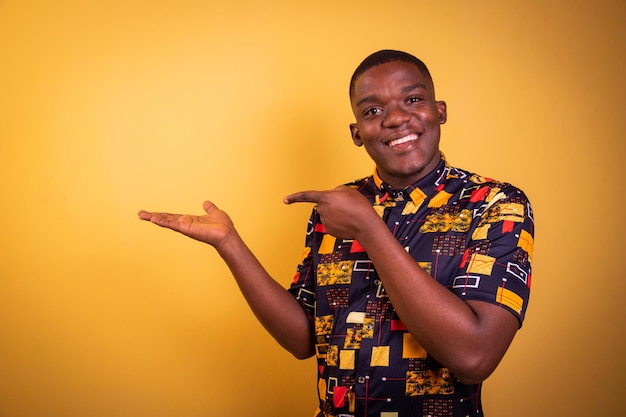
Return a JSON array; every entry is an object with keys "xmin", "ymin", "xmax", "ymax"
[{"xmin": 446, "ymin": 164, "xmax": 530, "ymax": 203}]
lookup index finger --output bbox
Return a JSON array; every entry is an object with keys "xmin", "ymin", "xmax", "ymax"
[{"xmin": 283, "ymin": 190, "xmax": 326, "ymax": 205}]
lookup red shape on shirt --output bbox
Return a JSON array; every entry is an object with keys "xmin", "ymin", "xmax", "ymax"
[
  {"xmin": 470, "ymin": 186, "xmax": 489, "ymax": 202},
  {"xmin": 333, "ymin": 386, "xmax": 348, "ymax": 408},
  {"xmin": 391, "ymin": 319, "xmax": 407, "ymax": 331},
  {"xmin": 460, "ymin": 249, "xmax": 470, "ymax": 268},
  {"xmin": 350, "ymin": 240, "xmax": 366, "ymax": 253},
  {"xmin": 502, "ymin": 220, "xmax": 514, "ymax": 233}
]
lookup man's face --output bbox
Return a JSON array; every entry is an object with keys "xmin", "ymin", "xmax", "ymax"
[{"xmin": 350, "ymin": 61, "xmax": 447, "ymax": 188}]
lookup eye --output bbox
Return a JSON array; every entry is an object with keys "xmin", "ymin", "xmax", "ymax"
[
  {"xmin": 407, "ymin": 96, "xmax": 422, "ymax": 104},
  {"xmin": 364, "ymin": 107, "xmax": 382, "ymax": 116}
]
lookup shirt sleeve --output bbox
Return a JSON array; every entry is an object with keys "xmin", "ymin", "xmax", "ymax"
[
  {"xmin": 287, "ymin": 209, "xmax": 319, "ymax": 318},
  {"xmin": 452, "ymin": 184, "xmax": 534, "ymax": 326}
]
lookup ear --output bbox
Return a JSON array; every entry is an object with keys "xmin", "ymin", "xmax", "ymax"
[
  {"xmin": 350, "ymin": 123, "xmax": 363, "ymax": 146},
  {"xmin": 436, "ymin": 101, "xmax": 447, "ymax": 124}
]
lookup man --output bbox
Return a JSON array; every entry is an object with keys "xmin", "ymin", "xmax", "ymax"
[{"xmin": 138, "ymin": 50, "xmax": 534, "ymax": 417}]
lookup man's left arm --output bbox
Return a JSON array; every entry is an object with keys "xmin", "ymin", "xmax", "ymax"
[{"xmin": 285, "ymin": 186, "xmax": 527, "ymax": 385}]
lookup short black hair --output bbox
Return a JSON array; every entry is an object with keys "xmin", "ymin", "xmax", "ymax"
[{"xmin": 349, "ymin": 50, "xmax": 433, "ymax": 98}]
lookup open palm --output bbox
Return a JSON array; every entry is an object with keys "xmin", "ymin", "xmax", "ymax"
[{"xmin": 138, "ymin": 201, "xmax": 234, "ymax": 249}]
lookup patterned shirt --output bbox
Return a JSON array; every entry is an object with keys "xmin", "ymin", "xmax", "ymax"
[{"xmin": 288, "ymin": 157, "xmax": 534, "ymax": 417}]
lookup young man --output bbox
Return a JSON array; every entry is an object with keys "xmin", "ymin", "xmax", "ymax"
[{"xmin": 138, "ymin": 50, "xmax": 534, "ymax": 417}]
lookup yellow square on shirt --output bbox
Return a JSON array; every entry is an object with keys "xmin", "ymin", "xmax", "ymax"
[
  {"xmin": 370, "ymin": 346, "xmax": 390, "ymax": 367},
  {"xmin": 467, "ymin": 253, "xmax": 495, "ymax": 275},
  {"xmin": 340, "ymin": 349, "xmax": 355, "ymax": 370},
  {"xmin": 402, "ymin": 333, "xmax": 427, "ymax": 359}
]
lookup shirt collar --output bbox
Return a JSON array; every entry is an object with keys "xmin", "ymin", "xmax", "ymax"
[{"xmin": 372, "ymin": 154, "xmax": 448, "ymax": 205}]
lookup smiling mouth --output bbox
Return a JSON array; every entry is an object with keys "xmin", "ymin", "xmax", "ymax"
[{"xmin": 388, "ymin": 133, "xmax": 419, "ymax": 147}]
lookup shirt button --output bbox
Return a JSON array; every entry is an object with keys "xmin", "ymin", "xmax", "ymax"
[{"xmin": 357, "ymin": 376, "xmax": 366, "ymax": 384}]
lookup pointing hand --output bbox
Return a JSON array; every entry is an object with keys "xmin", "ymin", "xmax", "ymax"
[{"xmin": 284, "ymin": 186, "xmax": 378, "ymax": 240}]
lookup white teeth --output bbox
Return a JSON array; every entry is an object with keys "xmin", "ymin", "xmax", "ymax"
[{"xmin": 388, "ymin": 134, "xmax": 418, "ymax": 147}]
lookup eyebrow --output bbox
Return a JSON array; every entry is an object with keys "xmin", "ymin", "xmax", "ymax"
[
  {"xmin": 355, "ymin": 83, "xmax": 429, "ymax": 107},
  {"xmin": 402, "ymin": 83, "xmax": 428, "ymax": 94}
]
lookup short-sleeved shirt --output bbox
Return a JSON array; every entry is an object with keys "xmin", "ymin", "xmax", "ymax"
[{"xmin": 288, "ymin": 157, "xmax": 534, "ymax": 417}]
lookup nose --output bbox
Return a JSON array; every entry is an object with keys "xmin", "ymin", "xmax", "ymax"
[{"xmin": 382, "ymin": 105, "xmax": 411, "ymax": 128}]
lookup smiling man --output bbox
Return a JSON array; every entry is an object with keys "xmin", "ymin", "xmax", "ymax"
[
  {"xmin": 139, "ymin": 50, "xmax": 534, "ymax": 417},
  {"xmin": 348, "ymin": 53, "xmax": 446, "ymax": 188}
]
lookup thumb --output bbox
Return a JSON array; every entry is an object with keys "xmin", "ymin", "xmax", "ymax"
[{"xmin": 203, "ymin": 200, "xmax": 219, "ymax": 213}]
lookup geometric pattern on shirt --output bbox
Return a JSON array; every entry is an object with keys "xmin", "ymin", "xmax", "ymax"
[
  {"xmin": 408, "ymin": 358, "xmax": 427, "ymax": 372},
  {"xmin": 344, "ymin": 326, "xmax": 362, "ymax": 349},
  {"xmin": 315, "ymin": 338, "xmax": 330, "ymax": 360},
  {"xmin": 480, "ymin": 202, "xmax": 525, "ymax": 226},
  {"xmin": 517, "ymin": 229, "xmax": 534, "ymax": 260},
  {"xmin": 326, "ymin": 287, "xmax": 350, "ymax": 308},
  {"xmin": 365, "ymin": 298, "xmax": 393, "ymax": 321},
  {"xmin": 315, "ymin": 314, "xmax": 334, "ymax": 335},
  {"xmin": 423, "ymin": 398, "xmax": 454, "ymax": 417},
  {"xmin": 321, "ymin": 251, "xmax": 345, "ymax": 263},
  {"xmin": 406, "ymin": 367, "xmax": 455, "ymax": 396},
  {"xmin": 467, "ymin": 253, "xmax": 496, "ymax": 275},
  {"xmin": 432, "ymin": 234, "xmax": 467, "ymax": 256},
  {"xmin": 371, "ymin": 345, "xmax": 390, "ymax": 367},
  {"xmin": 471, "ymin": 240, "xmax": 492, "ymax": 255},
  {"xmin": 317, "ymin": 260, "xmax": 354, "ymax": 286},
  {"xmin": 326, "ymin": 345, "xmax": 338, "ymax": 366},
  {"xmin": 418, "ymin": 261, "xmax": 433, "ymax": 276},
  {"xmin": 403, "ymin": 333, "xmax": 427, "ymax": 359},
  {"xmin": 288, "ymin": 158, "xmax": 534, "ymax": 417},
  {"xmin": 294, "ymin": 287, "xmax": 315, "ymax": 310},
  {"xmin": 419, "ymin": 208, "xmax": 472, "ymax": 233},
  {"xmin": 506, "ymin": 260, "xmax": 529, "ymax": 285},
  {"xmin": 512, "ymin": 246, "xmax": 530, "ymax": 265},
  {"xmin": 497, "ymin": 285, "xmax": 524, "ymax": 314}
]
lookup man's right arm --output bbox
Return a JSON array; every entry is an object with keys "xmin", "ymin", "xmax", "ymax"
[
  {"xmin": 138, "ymin": 201, "xmax": 315, "ymax": 359},
  {"xmin": 215, "ymin": 228, "xmax": 315, "ymax": 359}
]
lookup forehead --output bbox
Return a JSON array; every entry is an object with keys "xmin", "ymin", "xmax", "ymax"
[{"xmin": 351, "ymin": 61, "xmax": 433, "ymax": 102}]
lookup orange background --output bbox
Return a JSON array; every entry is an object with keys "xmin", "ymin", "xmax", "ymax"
[{"xmin": 1, "ymin": 1, "xmax": 624, "ymax": 416}]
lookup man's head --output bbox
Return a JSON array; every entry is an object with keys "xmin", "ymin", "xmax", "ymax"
[
  {"xmin": 349, "ymin": 50, "xmax": 434, "ymax": 100},
  {"xmin": 348, "ymin": 50, "xmax": 447, "ymax": 188}
]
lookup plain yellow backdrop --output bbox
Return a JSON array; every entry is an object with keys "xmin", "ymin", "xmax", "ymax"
[{"xmin": 1, "ymin": 0, "xmax": 624, "ymax": 416}]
